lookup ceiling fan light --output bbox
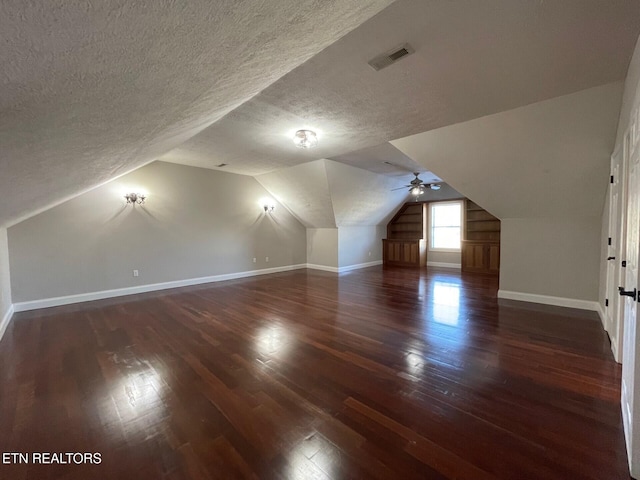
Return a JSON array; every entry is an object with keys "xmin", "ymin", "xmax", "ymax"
[{"xmin": 293, "ymin": 130, "xmax": 318, "ymax": 149}]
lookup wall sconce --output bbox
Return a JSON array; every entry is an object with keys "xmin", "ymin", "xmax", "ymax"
[
  {"xmin": 124, "ymin": 192, "xmax": 146, "ymax": 205},
  {"xmin": 264, "ymin": 204, "xmax": 275, "ymax": 213}
]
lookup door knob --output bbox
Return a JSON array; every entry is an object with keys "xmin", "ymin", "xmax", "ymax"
[
  {"xmin": 608, "ymin": 256, "xmax": 616, "ymax": 260},
  {"xmin": 618, "ymin": 286, "xmax": 637, "ymax": 300}
]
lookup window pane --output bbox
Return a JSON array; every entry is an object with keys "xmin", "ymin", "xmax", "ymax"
[
  {"xmin": 432, "ymin": 203, "xmax": 461, "ymax": 227},
  {"xmin": 431, "ymin": 202, "xmax": 462, "ymax": 250},
  {"xmin": 432, "ymin": 226, "xmax": 460, "ymax": 249}
]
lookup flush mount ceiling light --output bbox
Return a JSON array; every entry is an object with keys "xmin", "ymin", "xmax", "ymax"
[{"xmin": 293, "ymin": 129, "xmax": 318, "ymax": 149}]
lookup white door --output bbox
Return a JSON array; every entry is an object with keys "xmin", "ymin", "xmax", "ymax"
[
  {"xmin": 607, "ymin": 150, "xmax": 622, "ymax": 360},
  {"xmin": 622, "ymin": 113, "xmax": 640, "ymax": 477},
  {"xmin": 615, "ymin": 132, "xmax": 631, "ymax": 363}
]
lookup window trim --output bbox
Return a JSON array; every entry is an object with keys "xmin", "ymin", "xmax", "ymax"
[{"xmin": 428, "ymin": 200, "xmax": 463, "ymax": 252}]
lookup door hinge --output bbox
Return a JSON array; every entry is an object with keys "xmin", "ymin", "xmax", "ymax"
[
  {"xmin": 608, "ymin": 237, "xmax": 612, "ymax": 246},
  {"xmin": 606, "ymin": 298, "xmax": 609, "ymax": 307},
  {"xmin": 623, "ymin": 260, "xmax": 627, "ymax": 267},
  {"xmin": 611, "ymin": 175, "xmax": 614, "ymax": 184}
]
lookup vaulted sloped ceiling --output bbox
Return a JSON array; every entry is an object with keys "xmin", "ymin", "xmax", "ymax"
[
  {"xmin": 392, "ymin": 82, "xmax": 623, "ymax": 219},
  {"xmin": 161, "ymin": 0, "xmax": 640, "ymax": 177},
  {"xmin": 255, "ymin": 160, "xmax": 337, "ymax": 228},
  {"xmin": 3, "ymin": 0, "xmax": 640, "ymax": 229},
  {"xmin": 324, "ymin": 161, "xmax": 410, "ymax": 226},
  {"xmin": 0, "ymin": 0, "xmax": 394, "ymax": 227},
  {"xmin": 256, "ymin": 160, "xmax": 408, "ymax": 228}
]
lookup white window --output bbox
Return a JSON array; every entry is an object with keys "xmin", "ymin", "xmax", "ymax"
[{"xmin": 430, "ymin": 201, "xmax": 462, "ymax": 251}]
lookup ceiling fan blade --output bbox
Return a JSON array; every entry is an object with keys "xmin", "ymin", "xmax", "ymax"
[{"xmin": 391, "ymin": 186, "xmax": 410, "ymax": 191}]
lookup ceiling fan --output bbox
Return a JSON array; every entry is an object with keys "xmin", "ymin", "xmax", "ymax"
[{"xmin": 392, "ymin": 172, "xmax": 441, "ymax": 197}]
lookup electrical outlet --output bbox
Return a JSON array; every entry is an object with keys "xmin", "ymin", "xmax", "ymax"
[
  {"xmin": 133, "ymin": 270, "xmax": 139, "ymax": 277},
  {"xmin": 265, "ymin": 256, "xmax": 269, "ymax": 263},
  {"xmin": 368, "ymin": 251, "xmax": 371, "ymax": 257},
  {"xmin": 252, "ymin": 257, "xmax": 256, "ymax": 263}
]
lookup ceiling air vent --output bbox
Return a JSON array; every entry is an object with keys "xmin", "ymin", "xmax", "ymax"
[{"xmin": 368, "ymin": 43, "xmax": 415, "ymax": 71}]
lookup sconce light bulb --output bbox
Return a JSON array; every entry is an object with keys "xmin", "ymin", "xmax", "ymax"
[{"xmin": 125, "ymin": 192, "xmax": 147, "ymax": 205}]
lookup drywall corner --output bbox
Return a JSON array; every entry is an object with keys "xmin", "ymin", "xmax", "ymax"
[{"xmin": 0, "ymin": 228, "xmax": 13, "ymax": 342}]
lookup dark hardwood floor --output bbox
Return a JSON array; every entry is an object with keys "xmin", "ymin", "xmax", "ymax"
[{"xmin": 0, "ymin": 267, "xmax": 630, "ymax": 479}]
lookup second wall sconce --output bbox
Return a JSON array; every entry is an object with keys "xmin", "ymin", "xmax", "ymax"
[{"xmin": 125, "ymin": 192, "xmax": 147, "ymax": 205}]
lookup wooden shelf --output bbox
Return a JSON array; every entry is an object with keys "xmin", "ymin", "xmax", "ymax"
[
  {"xmin": 387, "ymin": 202, "xmax": 427, "ymax": 241},
  {"xmin": 463, "ymin": 200, "xmax": 500, "ymax": 274},
  {"xmin": 384, "ymin": 202, "xmax": 428, "ymax": 267}
]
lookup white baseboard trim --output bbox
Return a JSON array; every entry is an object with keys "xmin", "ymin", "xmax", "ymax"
[
  {"xmin": 338, "ymin": 260, "xmax": 383, "ymax": 273},
  {"xmin": 13, "ymin": 264, "xmax": 308, "ymax": 312},
  {"xmin": 306, "ymin": 260, "xmax": 383, "ymax": 274},
  {"xmin": 612, "ymin": 336, "xmax": 620, "ymax": 363},
  {"xmin": 497, "ymin": 290, "xmax": 599, "ymax": 312},
  {"xmin": 305, "ymin": 264, "xmax": 339, "ymax": 273},
  {"xmin": 597, "ymin": 303, "xmax": 606, "ymax": 327},
  {"xmin": 0, "ymin": 304, "xmax": 14, "ymax": 342},
  {"xmin": 427, "ymin": 262, "xmax": 461, "ymax": 269}
]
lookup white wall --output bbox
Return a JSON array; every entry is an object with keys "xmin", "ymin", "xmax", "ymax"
[
  {"xmin": 0, "ymin": 228, "xmax": 12, "ymax": 340},
  {"xmin": 394, "ymin": 83, "xmax": 621, "ymax": 302},
  {"xmin": 428, "ymin": 250, "xmax": 460, "ymax": 267},
  {"xmin": 501, "ymin": 218, "xmax": 601, "ymax": 302},
  {"xmin": 307, "ymin": 228, "xmax": 338, "ymax": 268},
  {"xmin": 393, "ymin": 83, "xmax": 622, "ymax": 219},
  {"xmin": 338, "ymin": 226, "xmax": 384, "ymax": 268},
  {"xmin": 256, "ymin": 159, "xmax": 408, "ymax": 229},
  {"xmin": 615, "ymin": 36, "xmax": 640, "ymax": 148},
  {"xmin": 8, "ymin": 162, "xmax": 307, "ymax": 304}
]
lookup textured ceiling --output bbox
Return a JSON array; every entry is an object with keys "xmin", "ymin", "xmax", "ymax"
[
  {"xmin": 324, "ymin": 160, "xmax": 416, "ymax": 226},
  {"xmin": 329, "ymin": 142, "xmax": 440, "ymax": 180},
  {"xmin": 3, "ymin": 0, "xmax": 640, "ymax": 229},
  {"xmin": 161, "ymin": 0, "xmax": 640, "ymax": 176},
  {"xmin": 256, "ymin": 160, "xmax": 337, "ymax": 228},
  {"xmin": 0, "ymin": 0, "xmax": 394, "ymax": 227},
  {"xmin": 256, "ymin": 159, "xmax": 408, "ymax": 228},
  {"xmin": 392, "ymin": 83, "xmax": 623, "ymax": 219}
]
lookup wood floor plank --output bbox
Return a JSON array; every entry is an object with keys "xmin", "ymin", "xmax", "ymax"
[{"xmin": 0, "ymin": 267, "xmax": 631, "ymax": 479}]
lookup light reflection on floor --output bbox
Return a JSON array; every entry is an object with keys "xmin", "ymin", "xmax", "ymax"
[
  {"xmin": 405, "ymin": 348, "xmax": 425, "ymax": 376},
  {"xmin": 254, "ymin": 323, "xmax": 292, "ymax": 360},
  {"xmin": 286, "ymin": 431, "xmax": 337, "ymax": 480},
  {"xmin": 432, "ymin": 279, "xmax": 461, "ymax": 326},
  {"xmin": 414, "ymin": 274, "xmax": 469, "ymax": 356},
  {"xmin": 99, "ymin": 357, "xmax": 169, "ymax": 441}
]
